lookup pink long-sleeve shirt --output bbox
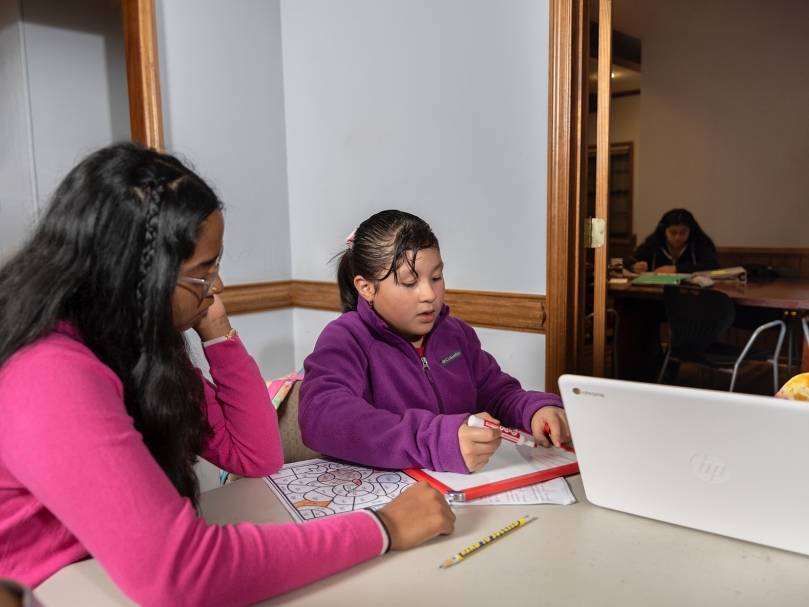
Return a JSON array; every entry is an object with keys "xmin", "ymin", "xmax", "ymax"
[{"xmin": 0, "ymin": 325, "xmax": 385, "ymax": 607}]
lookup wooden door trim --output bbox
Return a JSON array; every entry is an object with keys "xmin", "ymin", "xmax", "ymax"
[
  {"xmin": 591, "ymin": 0, "xmax": 612, "ymax": 377},
  {"xmin": 546, "ymin": 0, "xmax": 589, "ymax": 393},
  {"xmin": 122, "ymin": 0, "xmax": 164, "ymax": 150}
]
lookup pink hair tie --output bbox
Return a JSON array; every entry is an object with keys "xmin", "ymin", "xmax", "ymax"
[{"xmin": 345, "ymin": 228, "xmax": 357, "ymax": 249}]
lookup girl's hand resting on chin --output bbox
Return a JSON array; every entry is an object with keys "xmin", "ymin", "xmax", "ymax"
[{"xmin": 193, "ymin": 294, "xmax": 233, "ymax": 342}]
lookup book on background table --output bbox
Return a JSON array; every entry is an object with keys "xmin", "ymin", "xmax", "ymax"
[
  {"xmin": 694, "ymin": 266, "xmax": 747, "ymax": 283},
  {"xmin": 405, "ymin": 440, "xmax": 578, "ymax": 502},
  {"xmin": 630, "ymin": 273, "xmax": 692, "ymax": 286},
  {"xmin": 631, "ymin": 269, "xmax": 743, "ymax": 288}
]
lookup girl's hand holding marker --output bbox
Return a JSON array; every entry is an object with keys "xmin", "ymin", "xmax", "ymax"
[
  {"xmin": 530, "ymin": 406, "xmax": 572, "ymax": 448},
  {"xmin": 458, "ymin": 412, "xmax": 502, "ymax": 472},
  {"xmin": 466, "ymin": 407, "xmax": 572, "ymax": 460},
  {"xmin": 468, "ymin": 415, "xmax": 538, "ymax": 447}
]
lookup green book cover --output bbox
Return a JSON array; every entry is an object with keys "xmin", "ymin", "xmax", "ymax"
[{"xmin": 631, "ymin": 274, "xmax": 691, "ymax": 286}]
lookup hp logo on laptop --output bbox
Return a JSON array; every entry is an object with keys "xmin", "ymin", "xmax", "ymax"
[{"xmin": 690, "ymin": 454, "xmax": 730, "ymax": 483}]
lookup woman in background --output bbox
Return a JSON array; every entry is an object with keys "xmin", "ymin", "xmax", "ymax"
[{"xmin": 627, "ymin": 208, "xmax": 719, "ymax": 274}]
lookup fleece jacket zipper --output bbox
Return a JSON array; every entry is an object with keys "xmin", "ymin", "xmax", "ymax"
[{"xmin": 420, "ymin": 355, "xmax": 445, "ymax": 414}]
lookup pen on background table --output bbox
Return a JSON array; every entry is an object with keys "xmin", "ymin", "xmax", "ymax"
[
  {"xmin": 439, "ymin": 514, "xmax": 536, "ymax": 569},
  {"xmin": 466, "ymin": 416, "xmax": 554, "ymax": 448}
]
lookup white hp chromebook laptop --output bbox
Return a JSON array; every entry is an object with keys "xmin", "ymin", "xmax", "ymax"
[{"xmin": 558, "ymin": 375, "xmax": 809, "ymax": 555}]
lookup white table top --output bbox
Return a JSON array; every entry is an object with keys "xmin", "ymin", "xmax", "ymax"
[{"xmin": 35, "ymin": 475, "xmax": 809, "ymax": 606}]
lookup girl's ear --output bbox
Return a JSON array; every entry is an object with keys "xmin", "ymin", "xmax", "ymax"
[{"xmin": 353, "ymin": 275, "xmax": 376, "ymax": 304}]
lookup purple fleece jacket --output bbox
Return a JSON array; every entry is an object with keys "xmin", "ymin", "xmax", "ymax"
[{"xmin": 299, "ymin": 298, "xmax": 563, "ymax": 473}]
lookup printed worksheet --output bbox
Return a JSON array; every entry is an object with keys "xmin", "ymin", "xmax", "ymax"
[
  {"xmin": 453, "ymin": 477, "xmax": 576, "ymax": 506},
  {"xmin": 264, "ymin": 458, "xmax": 417, "ymax": 523}
]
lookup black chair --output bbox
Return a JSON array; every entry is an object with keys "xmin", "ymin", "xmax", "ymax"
[{"xmin": 658, "ymin": 286, "xmax": 786, "ymax": 392}]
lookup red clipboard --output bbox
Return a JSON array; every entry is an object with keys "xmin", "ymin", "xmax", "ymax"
[{"xmin": 404, "ymin": 443, "xmax": 578, "ymax": 502}]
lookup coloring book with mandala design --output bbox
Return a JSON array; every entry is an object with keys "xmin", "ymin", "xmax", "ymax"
[{"xmin": 263, "ymin": 458, "xmax": 417, "ymax": 523}]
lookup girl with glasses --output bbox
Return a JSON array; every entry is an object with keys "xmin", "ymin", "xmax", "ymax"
[{"xmin": 0, "ymin": 144, "xmax": 453, "ymax": 606}]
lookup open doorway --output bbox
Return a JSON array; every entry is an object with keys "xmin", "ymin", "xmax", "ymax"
[
  {"xmin": 581, "ymin": 9, "xmax": 642, "ymax": 377},
  {"xmin": 548, "ymin": 0, "xmax": 809, "ymax": 394}
]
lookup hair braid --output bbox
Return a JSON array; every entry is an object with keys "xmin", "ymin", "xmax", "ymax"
[{"xmin": 136, "ymin": 183, "xmax": 164, "ymax": 340}]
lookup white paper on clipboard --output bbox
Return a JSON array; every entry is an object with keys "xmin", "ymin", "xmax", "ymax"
[{"xmin": 422, "ymin": 441, "xmax": 577, "ymax": 492}]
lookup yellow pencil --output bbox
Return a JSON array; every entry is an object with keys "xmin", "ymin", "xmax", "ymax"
[{"xmin": 439, "ymin": 514, "xmax": 536, "ymax": 569}]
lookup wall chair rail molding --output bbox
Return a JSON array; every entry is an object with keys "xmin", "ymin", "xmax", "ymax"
[{"xmin": 220, "ymin": 281, "xmax": 547, "ymax": 334}]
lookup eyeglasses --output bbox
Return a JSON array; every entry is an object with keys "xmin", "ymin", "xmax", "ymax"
[{"xmin": 178, "ymin": 250, "xmax": 222, "ymax": 300}]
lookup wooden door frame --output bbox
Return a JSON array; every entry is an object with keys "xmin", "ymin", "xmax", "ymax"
[
  {"xmin": 546, "ymin": 0, "xmax": 590, "ymax": 394},
  {"xmin": 122, "ymin": 0, "xmax": 164, "ymax": 150},
  {"xmin": 591, "ymin": 0, "xmax": 612, "ymax": 377}
]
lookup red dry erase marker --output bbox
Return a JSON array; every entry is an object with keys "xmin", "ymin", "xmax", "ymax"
[{"xmin": 467, "ymin": 415, "xmax": 537, "ymax": 448}]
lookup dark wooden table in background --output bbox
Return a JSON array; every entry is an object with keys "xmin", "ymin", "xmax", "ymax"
[{"xmin": 609, "ymin": 278, "xmax": 809, "ymax": 382}]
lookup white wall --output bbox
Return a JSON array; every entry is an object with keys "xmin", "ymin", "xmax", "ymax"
[
  {"xmin": 293, "ymin": 308, "xmax": 339, "ymax": 370},
  {"xmin": 22, "ymin": 0, "xmax": 130, "ymax": 203},
  {"xmin": 0, "ymin": 0, "xmax": 129, "ymax": 260},
  {"xmin": 155, "ymin": 0, "xmax": 291, "ymax": 286},
  {"xmin": 281, "ymin": 0, "xmax": 552, "ymax": 389},
  {"xmin": 0, "ymin": 1, "xmax": 36, "ymax": 259},
  {"xmin": 637, "ymin": 0, "xmax": 809, "ymax": 246}
]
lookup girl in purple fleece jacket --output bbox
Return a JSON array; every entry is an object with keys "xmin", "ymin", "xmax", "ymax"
[{"xmin": 299, "ymin": 210, "xmax": 570, "ymax": 474}]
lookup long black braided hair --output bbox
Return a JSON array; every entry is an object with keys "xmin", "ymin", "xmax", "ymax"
[{"xmin": 0, "ymin": 143, "xmax": 222, "ymax": 509}]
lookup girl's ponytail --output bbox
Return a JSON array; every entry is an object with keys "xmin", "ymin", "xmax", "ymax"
[{"xmin": 336, "ymin": 249, "xmax": 359, "ymax": 313}]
